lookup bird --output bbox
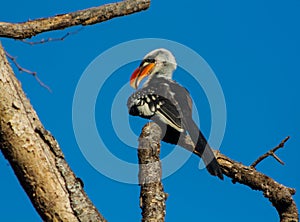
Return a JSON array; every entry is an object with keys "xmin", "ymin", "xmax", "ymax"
[{"xmin": 127, "ymin": 48, "xmax": 223, "ymax": 180}]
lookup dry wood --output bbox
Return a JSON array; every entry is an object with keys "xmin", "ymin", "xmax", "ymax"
[
  {"xmin": 138, "ymin": 123, "xmax": 167, "ymax": 222},
  {"xmin": 0, "ymin": 0, "xmax": 151, "ymax": 220},
  {"xmin": 251, "ymin": 136, "xmax": 289, "ymax": 168},
  {"xmin": 137, "ymin": 122, "xmax": 298, "ymax": 222},
  {"xmin": 176, "ymin": 129, "xmax": 298, "ymax": 222},
  {"xmin": 0, "ymin": 43, "xmax": 106, "ymax": 222},
  {"xmin": 0, "ymin": 0, "xmax": 150, "ymax": 39}
]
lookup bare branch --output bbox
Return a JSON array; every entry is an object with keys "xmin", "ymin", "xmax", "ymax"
[
  {"xmin": 5, "ymin": 51, "xmax": 52, "ymax": 92},
  {"xmin": 176, "ymin": 134, "xmax": 298, "ymax": 222},
  {"xmin": 20, "ymin": 27, "xmax": 84, "ymax": 45},
  {"xmin": 138, "ymin": 123, "xmax": 167, "ymax": 222},
  {"xmin": 251, "ymin": 136, "xmax": 290, "ymax": 168},
  {"xmin": 0, "ymin": 0, "xmax": 151, "ymax": 39},
  {"xmin": 0, "ymin": 41, "xmax": 106, "ymax": 221}
]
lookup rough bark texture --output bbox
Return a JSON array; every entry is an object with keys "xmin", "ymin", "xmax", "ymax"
[
  {"xmin": 0, "ymin": 43, "xmax": 106, "ymax": 221},
  {"xmin": 218, "ymin": 152, "xmax": 298, "ymax": 222},
  {"xmin": 0, "ymin": 0, "xmax": 150, "ymax": 39},
  {"xmin": 138, "ymin": 123, "xmax": 167, "ymax": 222},
  {"xmin": 177, "ymin": 131, "xmax": 299, "ymax": 222}
]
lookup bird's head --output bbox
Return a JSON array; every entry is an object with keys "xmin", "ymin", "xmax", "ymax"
[{"xmin": 130, "ymin": 48, "xmax": 177, "ymax": 89}]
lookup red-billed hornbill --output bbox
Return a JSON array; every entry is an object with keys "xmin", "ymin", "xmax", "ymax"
[{"xmin": 127, "ymin": 48, "xmax": 223, "ymax": 180}]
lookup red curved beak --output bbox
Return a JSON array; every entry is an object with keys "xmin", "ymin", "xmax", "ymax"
[{"xmin": 130, "ymin": 63, "xmax": 155, "ymax": 89}]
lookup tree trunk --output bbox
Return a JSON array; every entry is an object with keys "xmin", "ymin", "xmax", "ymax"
[{"xmin": 0, "ymin": 42, "xmax": 106, "ymax": 222}]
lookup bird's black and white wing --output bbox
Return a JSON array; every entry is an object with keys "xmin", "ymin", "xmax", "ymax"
[{"xmin": 127, "ymin": 87, "xmax": 183, "ymax": 132}]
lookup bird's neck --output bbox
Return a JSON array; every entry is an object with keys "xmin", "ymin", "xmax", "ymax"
[{"xmin": 143, "ymin": 71, "xmax": 173, "ymax": 88}]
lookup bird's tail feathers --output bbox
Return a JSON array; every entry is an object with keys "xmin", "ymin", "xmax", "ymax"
[
  {"xmin": 185, "ymin": 117, "xmax": 223, "ymax": 180},
  {"xmin": 200, "ymin": 146, "xmax": 224, "ymax": 180}
]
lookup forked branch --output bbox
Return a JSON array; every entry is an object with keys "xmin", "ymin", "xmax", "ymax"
[
  {"xmin": 142, "ymin": 122, "xmax": 298, "ymax": 222},
  {"xmin": 250, "ymin": 136, "xmax": 290, "ymax": 168}
]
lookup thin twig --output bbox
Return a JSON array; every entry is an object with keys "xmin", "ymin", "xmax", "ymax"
[
  {"xmin": 250, "ymin": 136, "xmax": 290, "ymax": 168},
  {"xmin": 20, "ymin": 27, "xmax": 84, "ymax": 45},
  {"xmin": 5, "ymin": 51, "xmax": 52, "ymax": 92}
]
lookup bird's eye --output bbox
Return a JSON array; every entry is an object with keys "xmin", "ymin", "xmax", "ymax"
[
  {"xmin": 141, "ymin": 61, "xmax": 149, "ymax": 67},
  {"xmin": 140, "ymin": 58, "xmax": 155, "ymax": 67}
]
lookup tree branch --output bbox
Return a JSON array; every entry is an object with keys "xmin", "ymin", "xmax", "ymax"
[
  {"xmin": 5, "ymin": 50, "xmax": 52, "ymax": 92},
  {"xmin": 250, "ymin": 136, "xmax": 290, "ymax": 168},
  {"xmin": 216, "ymin": 152, "xmax": 298, "ymax": 222},
  {"xmin": 138, "ymin": 123, "xmax": 167, "ymax": 222},
  {"xmin": 143, "ymin": 122, "xmax": 298, "ymax": 222},
  {"xmin": 20, "ymin": 27, "xmax": 83, "ymax": 45},
  {"xmin": 0, "ymin": 0, "xmax": 150, "ymax": 39},
  {"xmin": 0, "ymin": 43, "xmax": 106, "ymax": 221}
]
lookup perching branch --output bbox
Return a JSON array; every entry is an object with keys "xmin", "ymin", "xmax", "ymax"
[
  {"xmin": 250, "ymin": 136, "xmax": 290, "ymax": 168},
  {"xmin": 0, "ymin": 0, "xmax": 150, "ymax": 39},
  {"xmin": 143, "ymin": 122, "xmax": 298, "ymax": 222},
  {"xmin": 138, "ymin": 123, "xmax": 167, "ymax": 222},
  {"xmin": 0, "ymin": 43, "xmax": 106, "ymax": 221}
]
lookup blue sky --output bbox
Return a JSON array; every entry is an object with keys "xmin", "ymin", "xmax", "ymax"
[{"xmin": 1, "ymin": 0, "xmax": 299, "ymax": 221}]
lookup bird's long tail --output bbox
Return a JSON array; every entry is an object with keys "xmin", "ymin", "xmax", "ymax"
[{"xmin": 185, "ymin": 118, "xmax": 224, "ymax": 180}]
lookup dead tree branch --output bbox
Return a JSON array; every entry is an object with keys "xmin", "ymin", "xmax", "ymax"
[
  {"xmin": 138, "ymin": 123, "xmax": 167, "ymax": 222},
  {"xmin": 142, "ymin": 123, "xmax": 298, "ymax": 222},
  {"xmin": 0, "ymin": 0, "xmax": 150, "ymax": 39},
  {"xmin": 5, "ymin": 51, "xmax": 51, "ymax": 92},
  {"xmin": 0, "ymin": 43, "xmax": 106, "ymax": 221},
  {"xmin": 216, "ymin": 152, "xmax": 297, "ymax": 222},
  {"xmin": 251, "ymin": 136, "xmax": 290, "ymax": 168},
  {"xmin": 20, "ymin": 27, "xmax": 84, "ymax": 45}
]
